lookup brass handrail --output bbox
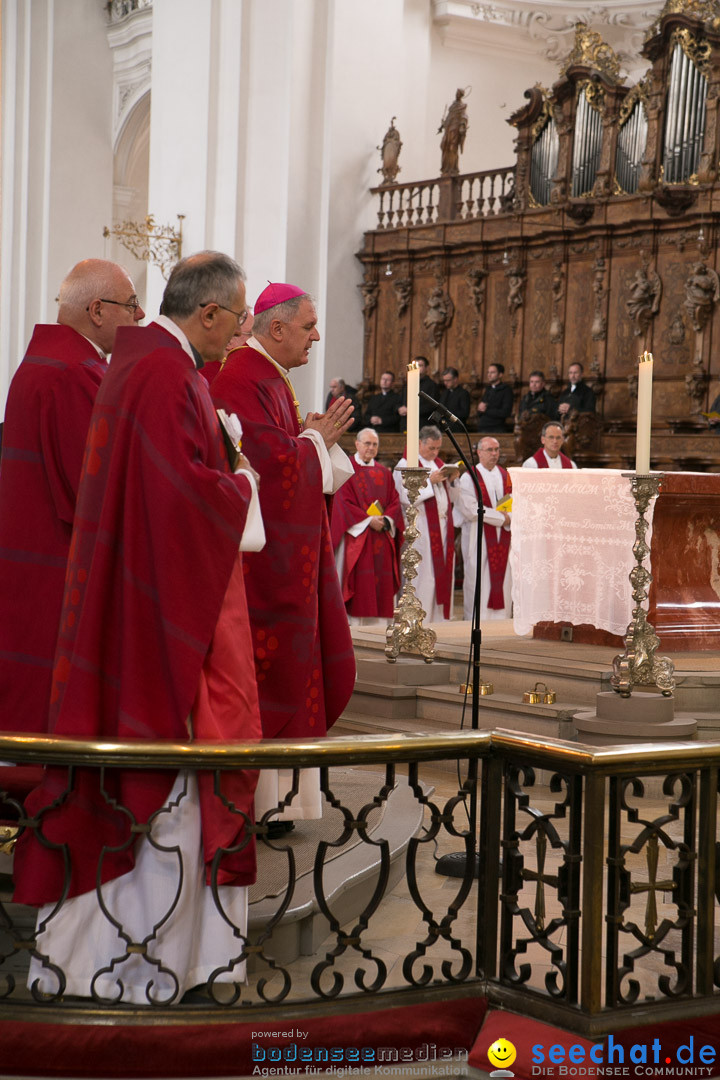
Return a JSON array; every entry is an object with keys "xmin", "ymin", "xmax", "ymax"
[{"xmin": 0, "ymin": 728, "xmax": 718, "ymax": 772}]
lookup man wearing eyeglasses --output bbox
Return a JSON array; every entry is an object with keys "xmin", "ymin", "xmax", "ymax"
[
  {"xmin": 15, "ymin": 251, "xmax": 267, "ymax": 1004},
  {"xmin": 0, "ymin": 258, "xmax": 144, "ymax": 737}
]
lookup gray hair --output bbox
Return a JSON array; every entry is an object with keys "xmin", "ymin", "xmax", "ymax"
[
  {"xmin": 57, "ymin": 259, "xmax": 132, "ymax": 313},
  {"xmin": 253, "ymin": 293, "xmax": 314, "ymax": 336},
  {"xmin": 542, "ymin": 421, "xmax": 563, "ymax": 436},
  {"xmin": 162, "ymin": 251, "xmax": 245, "ymax": 319},
  {"xmin": 419, "ymin": 425, "xmax": 442, "ymax": 442},
  {"xmin": 356, "ymin": 427, "xmax": 378, "ymax": 441}
]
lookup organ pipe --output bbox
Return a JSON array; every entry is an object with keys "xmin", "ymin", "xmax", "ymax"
[{"xmin": 663, "ymin": 39, "xmax": 708, "ymax": 183}]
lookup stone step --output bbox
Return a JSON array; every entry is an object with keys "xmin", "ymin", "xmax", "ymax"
[
  {"xmin": 350, "ymin": 680, "xmax": 420, "ymax": 719},
  {"xmin": 340, "ymin": 684, "xmax": 580, "ymax": 741},
  {"xmin": 355, "ymin": 655, "xmax": 451, "ymax": 686},
  {"xmin": 335, "ymin": 710, "xmax": 446, "ymax": 739},
  {"xmin": 353, "ymin": 640, "xmax": 606, "ymax": 706},
  {"xmin": 696, "ymin": 712, "xmax": 720, "ymax": 739},
  {"xmin": 247, "ymin": 775, "xmax": 427, "ymax": 965},
  {"xmin": 333, "ymin": 713, "xmax": 482, "ymax": 775},
  {"xmin": 414, "ymin": 687, "xmax": 580, "ymax": 740},
  {"xmin": 354, "ymin": 638, "xmax": 720, "ymax": 716}
]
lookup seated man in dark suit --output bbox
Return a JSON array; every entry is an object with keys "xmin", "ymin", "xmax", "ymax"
[
  {"xmin": 326, "ymin": 376, "xmax": 361, "ymax": 431},
  {"xmin": 518, "ymin": 370, "xmax": 558, "ymax": 420},
  {"xmin": 476, "ymin": 362, "xmax": 514, "ymax": 433},
  {"xmin": 398, "ymin": 355, "xmax": 439, "ymax": 430},
  {"xmin": 557, "ymin": 362, "xmax": 596, "ymax": 417},
  {"xmin": 363, "ymin": 370, "xmax": 400, "ymax": 432},
  {"xmin": 439, "ymin": 367, "xmax": 470, "ymax": 430}
]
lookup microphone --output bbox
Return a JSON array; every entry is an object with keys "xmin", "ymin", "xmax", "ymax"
[{"xmin": 419, "ymin": 390, "xmax": 461, "ymax": 426}]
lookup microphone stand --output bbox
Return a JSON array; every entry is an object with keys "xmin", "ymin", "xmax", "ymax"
[{"xmin": 422, "ymin": 400, "xmax": 484, "ymax": 879}]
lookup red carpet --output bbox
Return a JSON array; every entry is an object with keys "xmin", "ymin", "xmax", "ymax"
[
  {"xmin": 0, "ymin": 994, "xmax": 488, "ymax": 1077},
  {"xmin": 469, "ymin": 1009, "xmax": 720, "ymax": 1080}
]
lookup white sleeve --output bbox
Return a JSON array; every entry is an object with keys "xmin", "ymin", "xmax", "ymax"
[
  {"xmin": 234, "ymin": 468, "xmax": 266, "ymax": 551},
  {"xmin": 347, "ymin": 517, "xmax": 374, "ymax": 538},
  {"xmin": 298, "ymin": 430, "xmax": 353, "ymax": 494},
  {"xmin": 522, "ymin": 456, "xmax": 539, "ymax": 468},
  {"xmin": 454, "ymin": 472, "xmax": 479, "ymax": 523}
]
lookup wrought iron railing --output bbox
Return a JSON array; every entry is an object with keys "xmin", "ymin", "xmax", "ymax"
[{"xmin": 0, "ymin": 730, "xmax": 718, "ymax": 1034}]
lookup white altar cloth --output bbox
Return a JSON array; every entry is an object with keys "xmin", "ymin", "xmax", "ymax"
[{"xmin": 509, "ymin": 468, "xmax": 654, "ymax": 637}]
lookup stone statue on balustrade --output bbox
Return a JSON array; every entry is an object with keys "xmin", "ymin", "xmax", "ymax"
[
  {"xmin": 438, "ymin": 88, "xmax": 469, "ymax": 176},
  {"xmin": 377, "ymin": 117, "xmax": 402, "ymax": 185},
  {"xmin": 684, "ymin": 261, "xmax": 720, "ymax": 333},
  {"xmin": 423, "ymin": 284, "xmax": 454, "ymax": 348},
  {"xmin": 625, "ymin": 264, "xmax": 662, "ymax": 337}
]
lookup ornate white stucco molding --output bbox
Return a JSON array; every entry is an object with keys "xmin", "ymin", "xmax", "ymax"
[
  {"xmin": 104, "ymin": 0, "xmax": 153, "ymax": 147},
  {"xmin": 105, "ymin": 0, "xmax": 153, "ymax": 24},
  {"xmin": 433, "ymin": 0, "xmax": 663, "ymax": 75}
]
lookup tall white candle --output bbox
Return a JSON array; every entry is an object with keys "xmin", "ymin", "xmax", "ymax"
[
  {"xmin": 635, "ymin": 350, "xmax": 653, "ymax": 474},
  {"xmin": 406, "ymin": 360, "xmax": 420, "ymax": 467}
]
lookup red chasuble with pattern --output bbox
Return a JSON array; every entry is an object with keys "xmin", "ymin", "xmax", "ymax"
[
  {"xmin": 532, "ymin": 448, "xmax": 573, "ymax": 469},
  {"xmin": 212, "ymin": 345, "xmax": 355, "ymax": 738},
  {"xmin": 477, "ymin": 464, "xmax": 512, "ymax": 609},
  {"xmin": 14, "ymin": 323, "xmax": 260, "ymax": 906},
  {"xmin": 0, "ymin": 325, "xmax": 107, "ymax": 735},
  {"xmin": 330, "ymin": 458, "xmax": 404, "ymax": 618}
]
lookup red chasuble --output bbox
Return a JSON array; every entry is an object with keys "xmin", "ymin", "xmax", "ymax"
[
  {"xmin": 14, "ymin": 323, "xmax": 260, "ymax": 906},
  {"xmin": 199, "ymin": 358, "xmax": 222, "ymax": 387},
  {"xmin": 533, "ymin": 448, "xmax": 573, "ymax": 469},
  {"xmin": 423, "ymin": 457, "xmax": 455, "ymax": 620},
  {"xmin": 330, "ymin": 458, "xmax": 404, "ymax": 618},
  {"xmin": 477, "ymin": 465, "xmax": 512, "ymax": 609},
  {"xmin": 0, "ymin": 325, "xmax": 107, "ymax": 735},
  {"xmin": 212, "ymin": 345, "xmax": 355, "ymax": 739}
]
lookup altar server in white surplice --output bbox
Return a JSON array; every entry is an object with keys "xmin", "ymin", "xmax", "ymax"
[
  {"xmin": 453, "ymin": 437, "xmax": 512, "ymax": 622},
  {"xmin": 394, "ymin": 426, "xmax": 460, "ymax": 622}
]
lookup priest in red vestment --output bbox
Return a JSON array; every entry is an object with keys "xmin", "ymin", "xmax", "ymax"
[
  {"xmin": 454, "ymin": 437, "xmax": 512, "ymax": 621},
  {"xmin": 198, "ymin": 307, "xmax": 254, "ymax": 388},
  {"xmin": 212, "ymin": 282, "xmax": 356, "ymax": 824},
  {"xmin": 394, "ymin": 425, "xmax": 460, "ymax": 622},
  {"xmin": 0, "ymin": 260, "xmax": 144, "ymax": 735},
  {"xmin": 13, "ymin": 252, "xmax": 265, "ymax": 1004},
  {"xmin": 522, "ymin": 421, "xmax": 577, "ymax": 469},
  {"xmin": 331, "ymin": 428, "xmax": 404, "ymax": 623}
]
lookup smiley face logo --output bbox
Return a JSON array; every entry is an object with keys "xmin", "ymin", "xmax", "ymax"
[{"xmin": 488, "ymin": 1038, "xmax": 517, "ymax": 1070}]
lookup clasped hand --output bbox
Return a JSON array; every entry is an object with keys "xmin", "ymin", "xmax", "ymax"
[{"xmin": 304, "ymin": 395, "xmax": 355, "ymax": 447}]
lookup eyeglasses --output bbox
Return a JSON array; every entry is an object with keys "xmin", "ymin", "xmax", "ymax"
[
  {"xmin": 92, "ymin": 297, "xmax": 142, "ymax": 312},
  {"xmin": 199, "ymin": 301, "xmax": 249, "ymax": 326}
]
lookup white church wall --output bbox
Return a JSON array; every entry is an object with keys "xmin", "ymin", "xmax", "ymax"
[
  {"xmin": 322, "ymin": 0, "xmax": 415, "ymax": 400},
  {"xmin": 1, "ymin": 0, "xmax": 114, "ymax": 409},
  {"xmin": 426, "ymin": 28, "xmax": 560, "ymax": 177}
]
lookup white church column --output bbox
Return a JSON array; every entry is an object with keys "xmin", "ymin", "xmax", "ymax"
[
  {"xmin": 145, "ymin": 0, "xmax": 243, "ymax": 317},
  {"xmin": 1, "ymin": 0, "xmax": 114, "ymax": 409}
]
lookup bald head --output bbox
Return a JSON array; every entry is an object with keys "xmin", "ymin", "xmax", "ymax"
[
  {"xmin": 58, "ymin": 259, "xmax": 144, "ymax": 355},
  {"xmin": 477, "ymin": 436, "xmax": 501, "ymax": 470}
]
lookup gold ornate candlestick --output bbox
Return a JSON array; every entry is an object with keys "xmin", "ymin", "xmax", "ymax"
[
  {"xmin": 385, "ymin": 467, "xmax": 437, "ymax": 664},
  {"xmin": 610, "ymin": 473, "xmax": 675, "ymax": 698}
]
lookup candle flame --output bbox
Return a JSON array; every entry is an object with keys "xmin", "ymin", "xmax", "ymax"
[
  {"xmin": 407, "ymin": 360, "xmax": 420, "ymax": 372},
  {"xmin": 639, "ymin": 351, "xmax": 654, "ymax": 364}
]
